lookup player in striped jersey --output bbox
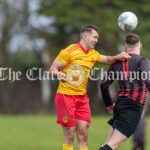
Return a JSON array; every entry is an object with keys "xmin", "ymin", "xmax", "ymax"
[
  {"xmin": 99, "ymin": 33, "xmax": 150, "ymax": 150},
  {"xmin": 49, "ymin": 25, "xmax": 130, "ymax": 150}
]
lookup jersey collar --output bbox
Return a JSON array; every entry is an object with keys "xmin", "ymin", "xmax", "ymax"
[{"xmin": 77, "ymin": 42, "xmax": 89, "ymax": 54}]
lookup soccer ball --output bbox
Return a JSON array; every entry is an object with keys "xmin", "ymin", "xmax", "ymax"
[{"xmin": 118, "ymin": 12, "xmax": 138, "ymax": 31}]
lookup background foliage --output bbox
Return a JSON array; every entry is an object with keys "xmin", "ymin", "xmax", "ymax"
[{"xmin": 0, "ymin": 0, "xmax": 150, "ymax": 113}]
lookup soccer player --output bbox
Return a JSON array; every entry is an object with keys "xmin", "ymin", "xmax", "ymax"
[
  {"xmin": 99, "ymin": 33, "xmax": 150, "ymax": 150},
  {"xmin": 49, "ymin": 25, "xmax": 131, "ymax": 150}
]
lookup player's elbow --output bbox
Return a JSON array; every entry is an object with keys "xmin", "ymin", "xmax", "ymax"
[
  {"xmin": 100, "ymin": 82, "xmax": 110, "ymax": 93},
  {"xmin": 49, "ymin": 66, "xmax": 57, "ymax": 76},
  {"xmin": 49, "ymin": 66, "xmax": 53, "ymax": 75}
]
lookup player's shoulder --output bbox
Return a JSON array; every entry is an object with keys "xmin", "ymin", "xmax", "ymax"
[
  {"xmin": 139, "ymin": 55, "xmax": 149, "ymax": 63},
  {"xmin": 132, "ymin": 54, "xmax": 149, "ymax": 62},
  {"xmin": 130, "ymin": 54, "xmax": 149, "ymax": 66},
  {"xmin": 140, "ymin": 55, "xmax": 148, "ymax": 60},
  {"xmin": 131, "ymin": 54, "xmax": 146, "ymax": 60},
  {"xmin": 90, "ymin": 49, "xmax": 101, "ymax": 55},
  {"xmin": 65, "ymin": 43, "xmax": 80, "ymax": 53}
]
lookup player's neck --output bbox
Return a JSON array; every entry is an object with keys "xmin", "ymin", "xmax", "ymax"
[
  {"xmin": 79, "ymin": 41, "xmax": 89, "ymax": 51},
  {"xmin": 127, "ymin": 49, "xmax": 140, "ymax": 55}
]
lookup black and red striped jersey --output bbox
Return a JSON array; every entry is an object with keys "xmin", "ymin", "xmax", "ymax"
[{"xmin": 100, "ymin": 53, "xmax": 150, "ymax": 107}]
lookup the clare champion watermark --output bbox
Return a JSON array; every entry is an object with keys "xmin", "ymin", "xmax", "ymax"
[{"xmin": 0, "ymin": 65, "xmax": 150, "ymax": 84}]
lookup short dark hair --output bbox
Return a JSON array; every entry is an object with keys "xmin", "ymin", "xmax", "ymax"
[
  {"xmin": 126, "ymin": 33, "xmax": 140, "ymax": 45},
  {"xmin": 80, "ymin": 25, "xmax": 100, "ymax": 39}
]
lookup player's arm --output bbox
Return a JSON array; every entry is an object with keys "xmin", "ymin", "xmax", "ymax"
[
  {"xmin": 49, "ymin": 49, "xmax": 70, "ymax": 82},
  {"xmin": 140, "ymin": 57, "xmax": 150, "ymax": 91},
  {"xmin": 99, "ymin": 52, "xmax": 131, "ymax": 65},
  {"xmin": 49, "ymin": 59, "xmax": 67, "ymax": 82},
  {"xmin": 100, "ymin": 65, "xmax": 116, "ymax": 114}
]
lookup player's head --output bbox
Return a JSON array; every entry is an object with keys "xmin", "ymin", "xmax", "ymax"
[
  {"xmin": 125, "ymin": 33, "xmax": 142, "ymax": 51},
  {"xmin": 80, "ymin": 25, "xmax": 100, "ymax": 49}
]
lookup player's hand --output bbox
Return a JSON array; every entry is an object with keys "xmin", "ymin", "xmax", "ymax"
[
  {"xmin": 58, "ymin": 72, "xmax": 67, "ymax": 82},
  {"xmin": 107, "ymin": 103, "xmax": 115, "ymax": 115},
  {"xmin": 117, "ymin": 52, "xmax": 131, "ymax": 61}
]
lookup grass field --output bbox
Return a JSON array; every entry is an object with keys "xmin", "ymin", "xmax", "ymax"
[{"xmin": 0, "ymin": 115, "xmax": 150, "ymax": 150}]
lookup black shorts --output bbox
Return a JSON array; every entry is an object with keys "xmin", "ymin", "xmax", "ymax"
[{"xmin": 108, "ymin": 97, "xmax": 143, "ymax": 137}]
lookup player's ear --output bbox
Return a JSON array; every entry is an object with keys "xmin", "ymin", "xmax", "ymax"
[{"xmin": 83, "ymin": 33, "xmax": 87, "ymax": 41}]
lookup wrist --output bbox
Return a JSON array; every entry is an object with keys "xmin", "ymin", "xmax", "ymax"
[
  {"xmin": 113, "ymin": 55, "xmax": 119, "ymax": 61},
  {"xmin": 107, "ymin": 56, "xmax": 118, "ymax": 65},
  {"xmin": 50, "ymin": 70, "xmax": 61, "ymax": 80}
]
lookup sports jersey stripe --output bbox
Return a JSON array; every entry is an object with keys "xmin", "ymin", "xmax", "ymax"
[
  {"xmin": 139, "ymin": 86, "xmax": 146, "ymax": 104},
  {"xmin": 119, "ymin": 91, "xmax": 124, "ymax": 96},
  {"xmin": 131, "ymin": 88, "xmax": 139, "ymax": 101},
  {"xmin": 119, "ymin": 89, "xmax": 130, "ymax": 97},
  {"xmin": 126, "ymin": 60, "xmax": 130, "ymax": 78},
  {"xmin": 124, "ymin": 89, "xmax": 130, "ymax": 96},
  {"xmin": 67, "ymin": 44, "xmax": 80, "ymax": 53},
  {"xmin": 68, "ymin": 46, "xmax": 79, "ymax": 52},
  {"xmin": 122, "ymin": 61, "xmax": 126, "ymax": 78},
  {"xmin": 124, "ymin": 60, "xmax": 130, "ymax": 96},
  {"xmin": 136, "ymin": 82, "xmax": 144, "ymax": 103}
]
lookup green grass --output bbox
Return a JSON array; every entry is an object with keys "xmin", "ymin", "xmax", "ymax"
[{"xmin": 0, "ymin": 115, "xmax": 150, "ymax": 150}]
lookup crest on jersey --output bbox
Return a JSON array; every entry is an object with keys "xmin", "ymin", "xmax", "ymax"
[{"xmin": 66, "ymin": 64, "xmax": 85, "ymax": 86}]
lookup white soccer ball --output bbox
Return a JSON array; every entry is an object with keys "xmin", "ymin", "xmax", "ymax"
[{"xmin": 118, "ymin": 12, "xmax": 138, "ymax": 31}]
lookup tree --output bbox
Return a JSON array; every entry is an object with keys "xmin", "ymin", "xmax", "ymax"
[
  {"xmin": 0, "ymin": 0, "xmax": 52, "ymax": 113},
  {"xmin": 40, "ymin": 0, "xmax": 150, "ymax": 58}
]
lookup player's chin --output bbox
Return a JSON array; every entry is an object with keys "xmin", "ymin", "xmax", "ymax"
[{"xmin": 91, "ymin": 45, "xmax": 95, "ymax": 49}]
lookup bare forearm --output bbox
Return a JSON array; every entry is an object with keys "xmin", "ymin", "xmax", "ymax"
[
  {"xmin": 99, "ymin": 52, "xmax": 130, "ymax": 65},
  {"xmin": 49, "ymin": 67, "xmax": 59, "ymax": 77},
  {"xmin": 49, "ymin": 59, "xmax": 66, "ymax": 81},
  {"xmin": 107, "ymin": 52, "xmax": 131, "ymax": 65},
  {"xmin": 107, "ymin": 55, "xmax": 118, "ymax": 65},
  {"xmin": 49, "ymin": 66, "xmax": 66, "ymax": 81}
]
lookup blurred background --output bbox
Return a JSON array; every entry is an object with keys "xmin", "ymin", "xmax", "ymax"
[{"xmin": 0, "ymin": 0, "xmax": 150, "ymax": 149}]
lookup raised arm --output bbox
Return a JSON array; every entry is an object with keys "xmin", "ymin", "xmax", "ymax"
[{"xmin": 99, "ymin": 52, "xmax": 131, "ymax": 65}]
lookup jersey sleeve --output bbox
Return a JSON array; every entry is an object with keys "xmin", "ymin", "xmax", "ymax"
[
  {"xmin": 56, "ymin": 49, "xmax": 70, "ymax": 66},
  {"xmin": 100, "ymin": 65, "xmax": 116, "ymax": 107},
  {"xmin": 96, "ymin": 51, "xmax": 103, "ymax": 63},
  {"xmin": 140, "ymin": 57, "xmax": 150, "ymax": 91}
]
